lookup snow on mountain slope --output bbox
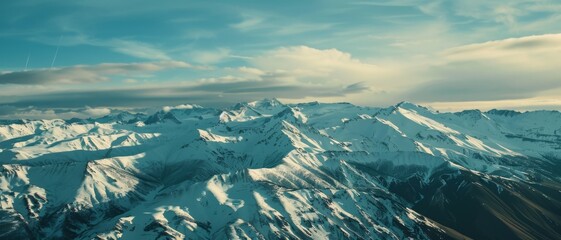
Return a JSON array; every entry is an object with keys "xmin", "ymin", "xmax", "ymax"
[{"xmin": 1, "ymin": 99, "xmax": 560, "ymax": 239}]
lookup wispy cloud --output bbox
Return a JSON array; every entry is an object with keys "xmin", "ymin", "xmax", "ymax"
[
  {"xmin": 274, "ymin": 23, "xmax": 333, "ymax": 36},
  {"xmin": 31, "ymin": 34, "xmax": 172, "ymax": 61},
  {"xmin": 0, "ymin": 61, "xmax": 192, "ymax": 85},
  {"xmin": 108, "ymin": 39, "xmax": 171, "ymax": 60},
  {"xmin": 230, "ymin": 15, "xmax": 264, "ymax": 31}
]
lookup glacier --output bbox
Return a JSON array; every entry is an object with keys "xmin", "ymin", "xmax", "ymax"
[{"xmin": 1, "ymin": 99, "xmax": 560, "ymax": 239}]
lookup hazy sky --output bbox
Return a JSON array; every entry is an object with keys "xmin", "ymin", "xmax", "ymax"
[{"xmin": 2, "ymin": 0, "xmax": 561, "ymax": 119}]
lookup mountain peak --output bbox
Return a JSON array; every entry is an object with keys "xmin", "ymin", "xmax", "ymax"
[
  {"xmin": 391, "ymin": 101, "xmax": 434, "ymax": 114},
  {"xmin": 395, "ymin": 101, "xmax": 422, "ymax": 109},
  {"xmin": 486, "ymin": 109, "xmax": 521, "ymax": 117},
  {"xmin": 143, "ymin": 110, "xmax": 181, "ymax": 124},
  {"xmin": 247, "ymin": 98, "xmax": 283, "ymax": 108},
  {"xmin": 271, "ymin": 106, "xmax": 307, "ymax": 123}
]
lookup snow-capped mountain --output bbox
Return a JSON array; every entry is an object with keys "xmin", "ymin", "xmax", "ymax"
[{"xmin": 1, "ymin": 99, "xmax": 560, "ymax": 239}]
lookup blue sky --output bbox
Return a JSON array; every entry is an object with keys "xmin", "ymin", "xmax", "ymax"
[{"xmin": 1, "ymin": 0, "xmax": 561, "ymax": 119}]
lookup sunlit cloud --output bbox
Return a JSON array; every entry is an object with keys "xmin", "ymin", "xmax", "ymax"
[{"xmin": 407, "ymin": 34, "xmax": 561, "ymax": 102}]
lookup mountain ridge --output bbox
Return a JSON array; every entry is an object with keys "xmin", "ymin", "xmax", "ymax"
[{"xmin": 1, "ymin": 99, "xmax": 560, "ymax": 239}]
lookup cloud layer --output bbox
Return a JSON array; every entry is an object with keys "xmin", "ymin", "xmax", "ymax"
[
  {"xmin": 0, "ymin": 61, "xmax": 191, "ymax": 85},
  {"xmin": 3, "ymin": 33, "xmax": 561, "ymax": 118},
  {"xmin": 0, "ymin": 105, "xmax": 113, "ymax": 120}
]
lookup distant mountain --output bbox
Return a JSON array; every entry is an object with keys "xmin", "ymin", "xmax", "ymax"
[{"xmin": 1, "ymin": 99, "xmax": 560, "ymax": 239}]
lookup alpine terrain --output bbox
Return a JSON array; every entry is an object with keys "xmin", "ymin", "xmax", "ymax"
[{"xmin": 1, "ymin": 99, "xmax": 560, "ymax": 240}]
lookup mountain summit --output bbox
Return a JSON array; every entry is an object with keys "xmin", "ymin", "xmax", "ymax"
[{"xmin": 1, "ymin": 100, "xmax": 560, "ymax": 239}]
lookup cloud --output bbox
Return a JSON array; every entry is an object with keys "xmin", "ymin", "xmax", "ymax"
[
  {"xmin": 251, "ymin": 46, "xmax": 387, "ymax": 87},
  {"xmin": 0, "ymin": 105, "xmax": 113, "ymax": 120},
  {"xmin": 2, "ymin": 78, "xmax": 370, "ymax": 110},
  {"xmin": 0, "ymin": 46, "xmax": 403, "ymax": 112},
  {"xmin": 442, "ymin": 34, "xmax": 561, "ymax": 61},
  {"xmin": 452, "ymin": 1, "xmax": 523, "ymax": 27},
  {"xmin": 407, "ymin": 34, "xmax": 561, "ymax": 102},
  {"xmin": 3, "ymin": 36, "xmax": 561, "ymax": 115},
  {"xmin": 0, "ymin": 61, "xmax": 192, "ymax": 85},
  {"xmin": 228, "ymin": 12, "xmax": 332, "ymax": 36},
  {"xmin": 191, "ymin": 48, "xmax": 231, "ymax": 64},
  {"xmin": 230, "ymin": 15, "xmax": 264, "ymax": 31},
  {"xmin": 162, "ymin": 104, "xmax": 201, "ymax": 112},
  {"xmin": 0, "ymin": 46, "xmax": 380, "ymax": 110},
  {"xmin": 108, "ymin": 40, "xmax": 171, "ymax": 60},
  {"xmin": 32, "ymin": 35, "xmax": 172, "ymax": 61},
  {"xmin": 424, "ymin": 97, "xmax": 561, "ymax": 112},
  {"xmin": 235, "ymin": 67, "xmax": 265, "ymax": 76},
  {"xmin": 273, "ymin": 23, "xmax": 332, "ymax": 36},
  {"xmin": 415, "ymin": 0, "xmax": 561, "ymax": 27},
  {"xmin": 83, "ymin": 106, "xmax": 111, "ymax": 116}
]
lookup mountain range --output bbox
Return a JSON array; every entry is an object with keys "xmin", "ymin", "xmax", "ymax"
[{"xmin": 1, "ymin": 99, "xmax": 560, "ymax": 239}]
